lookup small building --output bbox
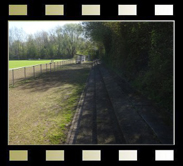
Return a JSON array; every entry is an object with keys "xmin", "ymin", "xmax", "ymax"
[{"xmin": 76, "ymin": 54, "xmax": 86, "ymax": 64}]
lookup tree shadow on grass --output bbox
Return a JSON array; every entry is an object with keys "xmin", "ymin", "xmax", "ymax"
[{"xmin": 15, "ymin": 63, "xmax": 92, "ymax": 93}]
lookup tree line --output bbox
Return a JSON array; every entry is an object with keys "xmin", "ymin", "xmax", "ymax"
[
  {"xmin": 9, "ymin": 23, "xmax": 97, "ymax": 60},
  {"xmin": 83, "ymin": 22, "xmax": 173, "ymax": 114}
]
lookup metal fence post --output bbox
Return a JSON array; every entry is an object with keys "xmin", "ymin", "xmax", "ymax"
[
  {"xmin": 54, "ymin": 62, "xmax": 55, "ymax": 71},
  {"xmin": 46, "ymin": 63, "xmax": 47, "ymax": 72},
  {"xmin": 12, "ymin": 69, "xmax": 14, "ymax": 86},
  {"xmin": 50, "ymin": 63, "xmax": 51, "ymax": 72},
  {"xmin": 24, "ymin": 67, "xmax": 26, "ymax": 79}
]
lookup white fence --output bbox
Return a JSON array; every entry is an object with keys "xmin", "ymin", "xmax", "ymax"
[{"xmin": 9, "ymin": 59, "xmax": 75, "ymax": 86}]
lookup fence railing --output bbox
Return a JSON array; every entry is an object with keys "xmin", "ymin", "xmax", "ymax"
[
  {"xmin": 9, "ymin": 59, "xmax": 75, "ymax": 86},
  {"xmin": 93, "ymin": 59, "xmax": 100, "ymax": 67}
]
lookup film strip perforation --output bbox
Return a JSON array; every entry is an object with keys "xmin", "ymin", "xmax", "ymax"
[
  {"xmin": 8, "ymin": 4, "xmax": 174, "ymax": 16},
  {"xmin": 8, "ymin": 149, "xmax": 176, "ymax": 161}
]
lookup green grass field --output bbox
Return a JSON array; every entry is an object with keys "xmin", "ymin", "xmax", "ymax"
[{"xmin": 9, "ymin": 59, "xmax": 69, "ymax": 69}]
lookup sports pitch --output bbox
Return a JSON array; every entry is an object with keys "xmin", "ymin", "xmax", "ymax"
[{"xmin": 9, "ymin": 59, "xmax": 68, "ymax": 69}]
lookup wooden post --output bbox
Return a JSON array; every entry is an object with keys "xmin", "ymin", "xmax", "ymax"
[
  {"xmin": 50, "ymin": 63, "xmax": 51, "ymax": 72},
  {"xmin": 40, "ymin": 64, "xmax": 42, "ymax": 74},
  {"xmin": 33, "ymin": 66, "xmax": 35, "ymax": 77},
  {"xmin": 46, "ymin": 63, "xmax": 47, "ymax": 72},
  {"xmin": 24, "ymin": 67, "xmax": 26, "ymax": 79},
  {"xmin": 12, "ymin": 69, "xmax": 14, "ymax": 86},
  {"xmin": 54, "ymin": 62, "xmax": 55, "ymax": 71}
]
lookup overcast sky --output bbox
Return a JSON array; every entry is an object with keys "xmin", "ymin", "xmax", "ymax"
[{"xmin": 9, "ymin": 21, "xmax": 83, "ymax": 34}]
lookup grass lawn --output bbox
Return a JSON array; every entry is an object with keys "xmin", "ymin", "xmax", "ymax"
[
  {"xmin": 9, "ymin": 59, "xmax": 70, "ymax": 69},
  {"xmin": 8, "ymin": 62, "xmax": 92, "ymax": 145}
]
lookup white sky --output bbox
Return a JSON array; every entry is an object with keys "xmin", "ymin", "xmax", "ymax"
[{"xmin": 9, "ymin": 21, "xmax": 83, "ymax": 34}]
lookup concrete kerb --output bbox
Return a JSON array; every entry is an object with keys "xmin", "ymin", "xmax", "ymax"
[{"xmin": 65, "ymin": 62, "xmax": 94, "ymax": 144}]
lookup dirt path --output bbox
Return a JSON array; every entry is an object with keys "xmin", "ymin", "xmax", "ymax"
[{"xmin": 66, "ymin": 61, "xmax": 173, "ymax": 144}]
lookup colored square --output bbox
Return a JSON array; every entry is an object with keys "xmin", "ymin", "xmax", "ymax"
[
  {"xmin": 82, "ymin": 5, "xmax": 100, "ymax": 15},
  {"xmin": 118, "ymin": 5, "xmax": 137, "ymax": 15},
  {"xmin": 155, "ymin": 5, "xmax": 173, "ymax": 15},
  {"xmin": 155, "ymin": 150, "xmax": 174, "ymax": 161},
  {"xmin": 9, "ymin": 150, "xmax": 28, "ymax": 161},
  {"xmin": 9, "ymin": 5, "xmax": 27, "ymax": 15},
  {"xmin": 119, "ymin": 150, "xmax": 137, "ymax": 161},
  {"xmin": 46, "ymin": 150, "xmax": 64, "ymax": 161},
  {"xmin": 82, "ymin": 150, "xmax": 101, "ymax": 161},
  {"xmin": 45, "ymin": 5, "xmax": 64, "ymax": 15}
]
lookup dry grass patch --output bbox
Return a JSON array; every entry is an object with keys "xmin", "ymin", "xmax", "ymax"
[{"xmin": 9, "ymin": 63, "xmax": 92, "ymax": 145}]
